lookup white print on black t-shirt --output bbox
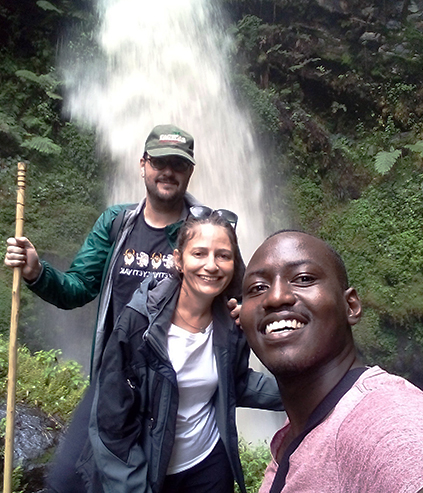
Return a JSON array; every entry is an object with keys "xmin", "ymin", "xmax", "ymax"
[
  {"xmin": 119, "ymin": 268, "xmax": 171, "ymax": 280},
  {"xmin": 151, "ymin": 252, "xmax": 162, "ymax": 269},
  {"xmin": 136, "ymin": 251, "xmax": 149, "ymax": 268},
  {"xmin": 150, "ymin": 252, "xmax": 175, "ymax": 270},
  {"xmin": 119, "ymin": 252, "xmax": 174, "ymax": 277},
  {"xmin": 162, "ymin": 255, "xmax": 175, "ymax": 269},
  {"xmin": 124, "ymin": 249, "xmax": 136, "ymax": 266}
]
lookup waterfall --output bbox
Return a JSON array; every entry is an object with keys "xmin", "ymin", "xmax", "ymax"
[
  {"xmin": 65, "ymin": 0, "xmax": 265, "ymax": 260},
  {"xmin": 63, "ymin": 0, "xmax": 284, "ymax": 443}
]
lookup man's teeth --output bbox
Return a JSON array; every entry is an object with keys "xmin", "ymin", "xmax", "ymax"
[{"xmin": 265, "ymin": 319, "xmax": 305, "ymax": 334}]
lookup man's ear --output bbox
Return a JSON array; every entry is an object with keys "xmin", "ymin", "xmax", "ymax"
[
  {"xmin": 344, "ymin": 287, "xmax": 362, "ymax": 326},
  {"xmin": 140, "ymin": 158, "xmax": 146, "ymax": 178}
]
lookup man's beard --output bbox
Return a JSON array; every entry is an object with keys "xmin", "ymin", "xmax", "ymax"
[{"xmin": 146, "ymin": 179, "xmax": 185, "ymax": 207}]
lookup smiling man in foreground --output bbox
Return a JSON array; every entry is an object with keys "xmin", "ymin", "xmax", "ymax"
[{"xmin": 240, "ymin": 230, "xmax": 423, "ymax": 493}]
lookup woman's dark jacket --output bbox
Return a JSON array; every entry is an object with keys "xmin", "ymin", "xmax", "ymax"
[{"xmin": 89, "ymin": 276, "xmax": 283, "ymax": 493}]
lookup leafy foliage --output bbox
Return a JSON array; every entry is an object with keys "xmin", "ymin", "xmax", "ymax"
[
  {"xmin": 0, "ymin": 0, "xmax": 105, "ymax": 375},
  {"xmin": 0, "ymin": 336, "xmax": 88, "ymax": 421},
  {"xmin": 373, "ymin": 140, "xmax": 423, "ymax": 175},
  {"xmin": 225, "ymin": 0, "xmax": 423, "ymax": 386},
  {"xmin": 321, "ymin": 171, "xmax": 423, "ymax": 320},
  {"xmin": 37, "ymin": 0, "xmax": 63, "ymax": 14},
  {"xmin": 374, "ymin": 149, "xmax": 402, "ymax": 175},
  {"xmin": 0, "ymin": 275, "xmax": 12, "ymax": 336},
  {"xmin": 232, "ymin": 73, "xmax": 281, "ymax": 136},
  {"xmin": 235, "ymin": 439, "xmax": 271, "ymax": 493},
  {"xmin": 405, "ymin": 140, "xmax": 423, "ymax": 156},
  {"xmin": 20, "ymin": 136, "xmax": 62, "ymax": 156},
  {"xmin": 318, "ymin": 165, "xmax": 423, "ymax": 386},
  {"xmin": 0, "ymin": 338, "xmax": 87, "ymax": 491}
]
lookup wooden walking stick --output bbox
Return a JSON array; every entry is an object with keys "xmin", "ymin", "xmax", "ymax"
[{"xmin": 3, "ymin": 162, "xmax": 27, "ymax": 493}]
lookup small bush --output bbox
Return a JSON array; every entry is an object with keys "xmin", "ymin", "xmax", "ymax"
[
  {"xmin": 236, "ymin": 438, "xmax": 272, "ymax": 493},
  {"xmin": 0, "ymin": 336, "xmax": 88, "ymax": 422}
]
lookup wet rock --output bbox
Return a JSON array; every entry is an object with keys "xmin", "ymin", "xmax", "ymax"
[
  {"xmin": 359, "ymin": 31, "xmax": 382, "ymax": 44},
  {"xmin": 393, "ymin": 43, "xmax": 410, "ymax": 55},
  {"xmin": 0, "ymin": 403, "xmax": 64, "ymax": 492},
  {"xmin": 316, "ymin": 0, "xmax": 350, "ymax": 14},
  {"xmin": 386, "ymin": 19, "xmax": 402, "ymax": 30}
]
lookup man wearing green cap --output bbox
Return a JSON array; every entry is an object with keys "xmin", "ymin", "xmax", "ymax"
[{"xmin": 4, "ymin": 124, "xmax": 201, "ymax": 492}]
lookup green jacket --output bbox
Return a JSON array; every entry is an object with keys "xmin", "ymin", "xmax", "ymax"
[{"xmin": 27, "ymin": 195, "xmax": 198, "ymax": 377}]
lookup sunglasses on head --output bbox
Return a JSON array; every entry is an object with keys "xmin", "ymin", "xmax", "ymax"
[
  {"xmin": 189, "ymin": 206, "xmax": 238, "ymax": 229},
  {"xmin": 146, "ymin": 155, "xmax": 192, "ymax": 173}
]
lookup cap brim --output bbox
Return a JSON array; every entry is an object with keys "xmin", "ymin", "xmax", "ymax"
[{"xmin": 147, "ymin": 147, "xmax": 196, "ymax": 165}]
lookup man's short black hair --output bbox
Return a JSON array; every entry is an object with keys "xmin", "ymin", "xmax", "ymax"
[{"xmin": 266, "ymin": 229, "xmax": 349, "ymax": 290}]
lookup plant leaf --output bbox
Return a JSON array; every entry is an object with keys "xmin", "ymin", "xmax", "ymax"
[
  {"xmin": 46, "ymin": 91, "xmax": 63, "ymax": 100},
  {"xmin": 374, "ymin": 149, "xmax": 401, "ymax": 175},
  {"xmin": 21, "ymin": 135, "xmax": 62, "ymax": 155},
  {"xmin": 36, "ymin": 1, "xmax": 63, "ymax": 13},
  {"xmin": 15, "ymin": 69, "xmax": 41, "ymax": 84},
  {"xmin": 405, "ymin": 140, "xmax": 423, "ymax": 157}
]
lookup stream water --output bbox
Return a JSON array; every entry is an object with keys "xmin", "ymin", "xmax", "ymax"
[{"xmin": 63, "ymin": 0, "xmax": 284, "ymax": 443}]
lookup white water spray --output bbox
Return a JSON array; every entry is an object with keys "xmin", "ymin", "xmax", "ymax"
[
  {"xmin": 66, "ymin": 0, "xmax": 265, "ymax": 260},
  {"xmin": 64, "ymin": 0, "xmax": 283, "ymax": 442}
]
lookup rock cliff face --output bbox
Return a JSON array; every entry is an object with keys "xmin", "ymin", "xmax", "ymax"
[
  {"xmin": 231, "ymin": 0, "xmax": 422, "ymax": 112},
  {"xmin": 1, "ymin": 404, "xmax": 64, "ymax": 492},
  {"xmin": 225, "ymin": 0, "xmax": 423, "ymax": 389},
  {"xmin": 228, "ymin": 0, "xmax": 423, "ymax": 193}
]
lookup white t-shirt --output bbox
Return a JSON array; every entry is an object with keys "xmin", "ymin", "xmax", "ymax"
[{"xmin": 166, "ymin": 321, "xmax": 220, "ymax": 475}]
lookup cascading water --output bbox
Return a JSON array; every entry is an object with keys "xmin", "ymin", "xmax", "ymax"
[
  {"xmin": 65, "ymin": 0, "xmax": 264, "ymax": 260},
  {"xmin": 64, "ymin": 0, "xmax": 284, "ymax": 442}
]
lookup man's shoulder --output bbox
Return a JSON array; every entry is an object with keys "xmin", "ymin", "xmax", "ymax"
[
  {"xmin": 93, "ymin": 203, "xmax": 136, "ymax": 226},
  {"xmin": 102, "ymin": 203, "xmax": 138, "ymax": 217},
  {"xmin": 356, "ymin": 366, "xmax": 423, "ymax": 401},
  {"xmin": 100, "ymin": 203, "xmax": 140, "ymax": 241},
  {"xmin": 337, "ymin": 366, "xmax": 423, "ymax": 441},
  {"xmin": 334, "ymin": 369, "xmax": 423, "ymax": 491},
  {"xmin": 184, "ymin": 192, "xmax": 201, "ymax": 208}
]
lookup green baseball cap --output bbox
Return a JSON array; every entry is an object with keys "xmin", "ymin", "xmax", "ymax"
[{"xmin": 144, "ymin": 124, "xmax": 196, "ymax": 165}]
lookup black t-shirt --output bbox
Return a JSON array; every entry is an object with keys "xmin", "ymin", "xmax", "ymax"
[{"xmin": 111, "ymin": 211, "xmax": 175, "ymax": 322}]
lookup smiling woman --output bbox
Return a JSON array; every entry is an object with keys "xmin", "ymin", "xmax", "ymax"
[
  {"xmin": 86, "ymin": 212, "xmax": 283, "ymax": 493},
  {"xmin": 173, "ymin": 222, "xmax": 236, "ymax": 332}
]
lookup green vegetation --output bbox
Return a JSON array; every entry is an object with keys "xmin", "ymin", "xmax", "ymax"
[
  {"xmin": 1, "ymin": 0, "xmax": 423, "ymax": 485},
  {"xmin": 0, "ymin": 0, "xmax": 105, "ymax": 342},
  {"xmin": 225, "ymin": 0, "xmax": 423, "ymax": 388},
  {"xmin": 0, "ymin": 337, "xmax": 88, "ymax": 491},
  {"xmin": 236, "ymin": 439, "xmax": 271, "ymax": 493},
  {"xmin": 0, "ymin": 336, "xmax": 88, "ymax": 421}
]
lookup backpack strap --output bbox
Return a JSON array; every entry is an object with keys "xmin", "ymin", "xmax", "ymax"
[
  {"xmin": 269, "ymin": 367, "xmax": 368, "ymax": 493},
  {"xmin": 109, "ymin": 204, "xmax": 138, "ymax": 244}
]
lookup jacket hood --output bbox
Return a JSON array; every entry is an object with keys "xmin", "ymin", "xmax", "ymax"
[{"xmin": 127, "ymin": 275, "xmax": 181, "ymax": 325}]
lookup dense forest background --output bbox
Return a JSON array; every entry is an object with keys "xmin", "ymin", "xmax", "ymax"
[{"xmin": 1, "ymin": 0, "xmax": 423, "ymax": 393}]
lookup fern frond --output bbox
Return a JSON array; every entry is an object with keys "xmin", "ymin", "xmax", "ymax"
[
  {"xmin": 36, "ymin": 0, "xmax": 63, "ymax": 14},
  {"xmin": 15, "ymin": 69, "xmax": 41, "ymax": 85},
  {"xmin": 405, "ymin": 140, "xmax": 423, "ymax": 157},
  {"xmin": 374, "ymin": 149, "xmax": 401, "ymax": 175},
  {"xmin": 21, "ymin": 135, "xmax": 62, "ymax": 155}
]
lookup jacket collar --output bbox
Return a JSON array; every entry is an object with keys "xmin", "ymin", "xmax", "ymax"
[{"xmin": 128, "ymin": 275, "xmax": 232, "ymax": 352}]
